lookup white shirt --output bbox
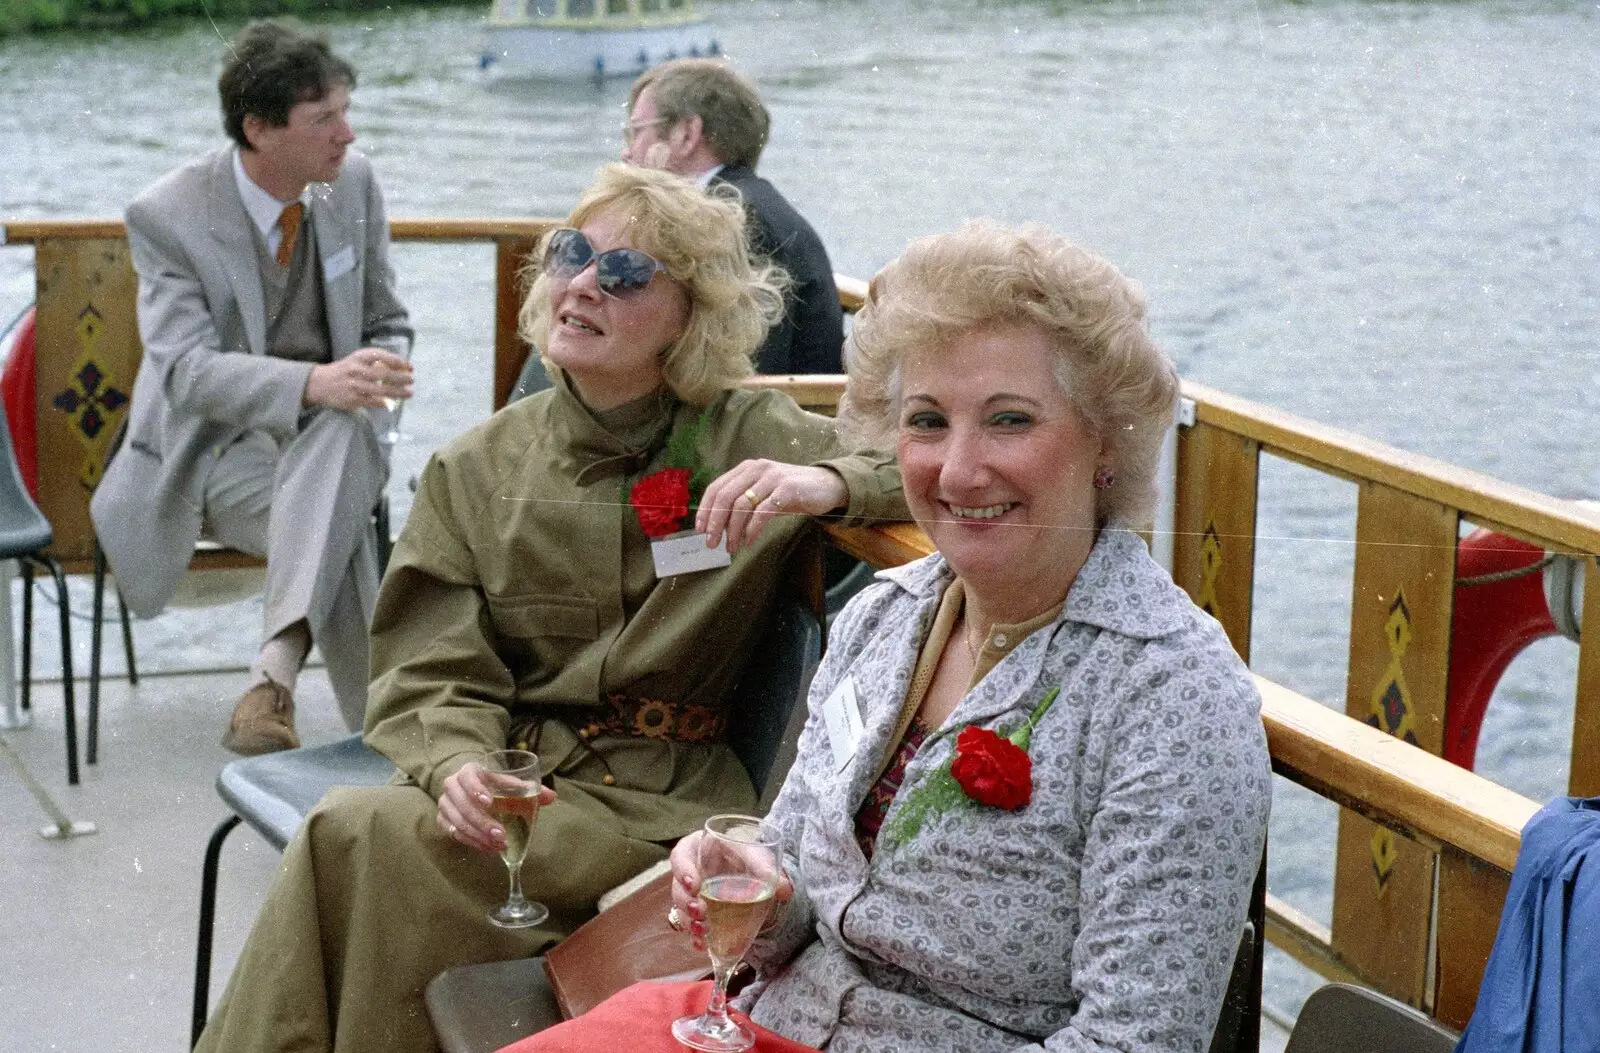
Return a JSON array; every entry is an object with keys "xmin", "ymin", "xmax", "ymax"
[
  {"xmin": 231, "ymin": 148, "xmax": 308, "ymax": 260},
  {"xmin": 693, "ymin": 164, "xmax": 724, "ymax": 188}
]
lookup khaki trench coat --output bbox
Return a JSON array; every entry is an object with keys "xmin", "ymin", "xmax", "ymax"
[{"xmin": 195, "ymin": 376, "xmax": 906, "ymax": 1053}]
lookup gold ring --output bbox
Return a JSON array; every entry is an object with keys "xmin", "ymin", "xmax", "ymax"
[
  {"xmin": 743, "ymin": 488, "xmax": 764, "ymax": 507},
  {"xmin": 666, "ymin": 905, "xmax": 686, "ymax": 932},
  {"xmin": 446, "ymin": 823, "xmax": 457, "ymax": 837}
]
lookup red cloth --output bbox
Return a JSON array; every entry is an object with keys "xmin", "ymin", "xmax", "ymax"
[
  {"xmin": 497, "ymin": 980, "xmax": 821, "ymax": 1053},
  {"xmin": 1, "ymin": 307, "xmax": 38, "ymax": 499}
]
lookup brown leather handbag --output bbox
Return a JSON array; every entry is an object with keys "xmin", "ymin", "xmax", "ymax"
[{"xmin": 542, "ymin": 869, "xmax": 711, "ymax": 1019}]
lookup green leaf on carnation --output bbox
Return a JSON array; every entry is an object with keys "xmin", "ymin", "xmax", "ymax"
[
  {"xmin": 881, "ymin": 764, "xmax": 972, "ymax": 849},
  {"xmin": 665, "ymin": 406, "xmax": 717, "ymax": 507},
  {"xmin": 1007, "ymin": 686, "xmax": 1060, "ymax": 752}
]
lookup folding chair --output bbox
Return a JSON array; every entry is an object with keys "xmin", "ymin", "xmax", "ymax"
[
  {"xmin": 1284, "ymin": 982, "xmax": 1458, "ymax": 1053},
  {"xmin": 0, "ymin": 395, "xmax": 81, "ymax": 783},
  {"xmin": 190, "ymin": 735, "xmax": 396, "ymax": 1047}
]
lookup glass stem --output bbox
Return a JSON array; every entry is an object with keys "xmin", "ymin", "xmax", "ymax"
[
  {"xmin": 704, "ymin": 957, "xmax": 737, "ymax": 1024},
  {"xmin": 506, "ymin": 861, "xmax": 528, "ymax": 912}
]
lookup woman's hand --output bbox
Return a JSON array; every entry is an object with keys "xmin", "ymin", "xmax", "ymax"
[
  {"xmin": 695, "ymin": 461, "xmax": 848, "ymax": 555},
  {"xmin": 437, "ymin": 762, "xmax": 557, "ymax": 853},
  {"xmin": 668, "ymin": 831, "xmax": 795, "ymax": 953}
]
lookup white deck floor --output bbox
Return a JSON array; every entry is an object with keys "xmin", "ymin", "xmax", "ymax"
[{"xmin": 1, "ymin": 618, "xmax": 349, "ymax": 1052}]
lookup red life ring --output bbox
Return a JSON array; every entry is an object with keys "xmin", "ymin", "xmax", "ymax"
[
  {"xmin": 1444, "ymin": 529, "xmax": 1561, "ymax": 769},
  {"xmin": 0, "ymin": 306, "xmax": 38, "ymax": 499}
]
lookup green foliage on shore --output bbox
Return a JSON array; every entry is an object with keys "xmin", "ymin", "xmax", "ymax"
[{"xmin": 1, "ymin": 0, "xmax": 474, "ymax": 36}]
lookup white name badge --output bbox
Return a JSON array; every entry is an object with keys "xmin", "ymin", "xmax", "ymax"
[
  {"xmin": 649, "ymin": 531, "xmax": 731, "ymax": 578},
  {"xmin": 821, "ymin": 676, "xmax": 865, "ymax": 772},
  {"xmin": 322, "ymin": 245, "xmax": 356, "ymax": 281}
]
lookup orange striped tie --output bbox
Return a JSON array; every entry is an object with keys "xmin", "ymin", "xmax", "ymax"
[{"xmin": 275, "ymin": 203, "xmax": 304, "ymax": 267}]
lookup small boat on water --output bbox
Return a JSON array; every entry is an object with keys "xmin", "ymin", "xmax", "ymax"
[{"xmin": 481, "ymin": 0, "xmax": 718, "ymax": 79}]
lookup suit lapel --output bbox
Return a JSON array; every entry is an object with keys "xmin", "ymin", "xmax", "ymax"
[
  {"xmin": 309, "ymin": 183, "xmax": 358, "ymax": 357},
  {"xmin": 206, "ymin": 149, "xmax": 267, "ymax": 356}
]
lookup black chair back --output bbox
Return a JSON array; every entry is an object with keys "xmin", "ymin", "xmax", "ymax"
[
  {"xmin": 722, "ymin": 589, "xmax": 822, "ymax": 810},
  {"xmin": 0, "ymin": 399, "xmax": 54, "ymax": 556}
]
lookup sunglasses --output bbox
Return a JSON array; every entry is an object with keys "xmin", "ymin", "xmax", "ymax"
[{"xmin": 542, "ymin": 228, "xmax": 667, "ymax": 299}]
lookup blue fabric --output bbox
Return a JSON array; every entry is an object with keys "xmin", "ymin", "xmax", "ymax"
[{"xmin": 1455, "ymin": 795, "xmax": 1600, "ymax": 1053}]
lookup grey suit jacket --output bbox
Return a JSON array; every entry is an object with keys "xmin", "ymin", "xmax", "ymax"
[{"xmin": 91, "ymin": 145, "xmax": 412, "ymax": 617}]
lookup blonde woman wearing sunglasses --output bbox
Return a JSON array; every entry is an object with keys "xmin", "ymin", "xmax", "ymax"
[{"xmin": 193, "ymin": 164, "xmax": 907, "ymax": 1053}]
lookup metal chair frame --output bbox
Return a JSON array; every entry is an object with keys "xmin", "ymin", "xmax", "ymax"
[
  {"xmin": 0, "ymin": 393, "xmax": 86, "ymax": 784},
  {"xmin": 15, "ymin": 553, "xmax": 81, "ymax": 783},
  {"xmin": 191, "ymin": 735, "xmax": 396, "ymax": 1047}
]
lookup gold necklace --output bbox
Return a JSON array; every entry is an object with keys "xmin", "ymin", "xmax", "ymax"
[{"xmin": 962, "ymin": 622, "xmax": 985, "ymax": 664}]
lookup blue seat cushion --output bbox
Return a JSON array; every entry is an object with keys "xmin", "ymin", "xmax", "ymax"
[{"xmin": 216, "ymin": 734, "xmax": 395, "ymax": 851}]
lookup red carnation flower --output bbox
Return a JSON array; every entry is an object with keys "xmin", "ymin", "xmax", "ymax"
[
  {"xmin": 630, "ymin": 468, "xmax": 692, "ymax": 539},
  {"xmin": 950, "ymin": 725, "xmax": 1033, "ymax": 810}
]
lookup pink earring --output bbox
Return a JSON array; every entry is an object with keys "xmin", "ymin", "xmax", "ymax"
[{"xmin": 1093, "ymin": 465, "xmax": 1115, "ymax": 490}]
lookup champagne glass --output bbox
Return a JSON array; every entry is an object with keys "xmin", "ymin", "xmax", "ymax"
[
  {"xmin": 671, "ymin": 814, "xmax": 782, "ymax": 1052},
  {"xmin": 376, "ymin": 359, "xmax": 410, "ymax": 445},
  {"xmin": 481, "ymin": 749, "xmax": 549, "ymax": 929}
]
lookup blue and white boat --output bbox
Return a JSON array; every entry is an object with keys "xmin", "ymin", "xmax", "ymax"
[{"xmin": 482, "ymin": 0, "xmax": 719, "ymax": 79}]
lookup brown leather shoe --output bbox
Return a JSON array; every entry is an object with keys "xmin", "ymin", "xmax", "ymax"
[{"xmin": 222, "ymin": 676, "xmax": 300, "ymax": 756}]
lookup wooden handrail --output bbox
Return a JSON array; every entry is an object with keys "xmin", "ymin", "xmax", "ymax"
[
  {"xmin": 2, "ymin": 219, "xmax": 127, "ymax": 242},
  {"xmin": 1258, "ymin": 677, "xmax": 1536, "ymax": 873},
  {"xmin": 835, "ymin": 273, "xmax": 867, "ymax": 313},
  {"xmin": 10, "ymin": 216, "xmax": 1591, "ymax": 558},
  {"xmin": 2, "ymin": 217, "xmax": 561, "ymax": 243},
  {"xmin": 1186, "ymin": 379, "xmax": 1600, "ymax": 553}
]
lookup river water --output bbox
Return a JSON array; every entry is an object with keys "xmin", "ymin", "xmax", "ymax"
[{"xmin": 2, "ymin": 0, "xmax": 1597, "ymax": 1020}]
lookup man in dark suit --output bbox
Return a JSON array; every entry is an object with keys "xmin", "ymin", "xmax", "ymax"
[
  {"xmin": 513, "ymin": 59, "xmax": 842, "ymax": 400},
  {"xmin": 92, "ymin": 21, "xmax": 412, "ymax": 754},
  {"xmin": 622, "ymin": 58, "xmax": 844, "ymax": 376}
]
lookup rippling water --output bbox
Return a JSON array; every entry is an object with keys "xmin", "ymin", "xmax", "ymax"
[{"xmin": 3, "ymin": 0, "xmax": 1597, "ymax": 1018}]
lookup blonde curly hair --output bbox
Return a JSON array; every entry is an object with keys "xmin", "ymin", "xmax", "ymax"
[
  {"xmin": 519, "ymin": 164, "xmax": 785, "ymax": 405},
  {"xmin": 841, "ymin": 220, "xmax": 1178, "ymax": 528}
]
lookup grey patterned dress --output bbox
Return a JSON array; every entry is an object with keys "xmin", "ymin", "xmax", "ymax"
[{"xmin": 738, "ymin": 529, "xmax": 1271, "ymax": 1053}]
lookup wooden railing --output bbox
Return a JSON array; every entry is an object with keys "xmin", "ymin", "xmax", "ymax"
[{"xmin": 3, "ymin": 215, "xmax": 1569, "ymax": 1031}]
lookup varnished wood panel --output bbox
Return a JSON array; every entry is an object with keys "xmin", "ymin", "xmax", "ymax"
[
  {"xmin": 1435, "ymin": 850, "xmax": 1511, "ymax": 1030},
  {"xmin": 1172, "ymin": 421, "xmax": 1259, "ymax": 661},
  {"xmin": 1331, "ymin": 483, "xmax": 1458, "ymax": 1006},
  {"xmin": 32, "ymin": 238, "xmax": 140, "ymax": 564},
  {"xmin": 1572, "ymin": 557, "xmax": 1600, "ymax": 797},
  {"xmin": 493, "ymin": 235, "xmax": 540, "ymax": 411}
]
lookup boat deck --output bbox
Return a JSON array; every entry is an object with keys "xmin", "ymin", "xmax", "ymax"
[
  {"xmin": 1, "ymin": 580, "xmax": 347, "ymax": 1052},
  {"xmin": 0, "ymin": 577, "xmax": 1287, "ymax": 1052}
]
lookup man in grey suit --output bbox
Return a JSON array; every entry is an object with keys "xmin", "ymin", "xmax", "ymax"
[{"xmin": 91, "ymin": 20, "xmax": 413, "ymax": 754}]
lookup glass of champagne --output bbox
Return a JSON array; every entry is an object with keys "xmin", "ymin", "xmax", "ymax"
[
  {"xmin": 671, "ymin": 814, "xmax": 782, "ymax": 1052},
  {"xmin": 480, "ymin": 749, "xmax": 549, "ymax": 929},
  {"xmin": 377, "ymin": 359, "xmax": 410, "ymax": 445}
]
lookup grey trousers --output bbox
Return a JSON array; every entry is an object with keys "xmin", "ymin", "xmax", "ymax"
[{"xmin": 202, "ymin": 408, "xmax": 386, "ymax": 729}]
